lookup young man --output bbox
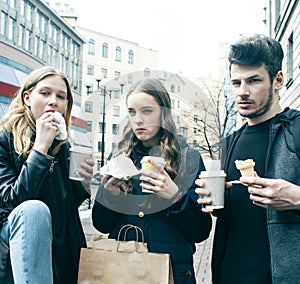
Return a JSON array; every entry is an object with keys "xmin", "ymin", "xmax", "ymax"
[{"xmin": 196, "ymin": 34, "xmax": 300, "ymax": 284}]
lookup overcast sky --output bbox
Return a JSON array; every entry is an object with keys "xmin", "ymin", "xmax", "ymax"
[{"xmin": 49, "ymin": 0, "xmax": 268, "ymax": 77}]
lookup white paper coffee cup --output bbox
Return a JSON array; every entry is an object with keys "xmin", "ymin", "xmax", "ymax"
[
  {"xmin": 69, "ymin": 148, "xmax": 92, "ymax": 181},
  {"xmin": 199, "ymin": 170, "xmax": 226, "ymax": 209}
]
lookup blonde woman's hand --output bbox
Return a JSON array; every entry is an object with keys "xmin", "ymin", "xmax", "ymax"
[
  {"xmin": 33, "ymin": 112, "xmax": 59, "ymax": 154},
  {"xmin": 79, "ymin": 158, "xmax": 95, "ymax": 187}
]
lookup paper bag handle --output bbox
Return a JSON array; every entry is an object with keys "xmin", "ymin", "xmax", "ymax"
[{"xmin": 116, "ymin": 224, "xmax": 145, "ymax": 251}]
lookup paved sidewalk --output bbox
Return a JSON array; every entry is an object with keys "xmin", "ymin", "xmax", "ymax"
[
  {"xmin": 80, "ymin": 209, "xmax": 215, "ymax": 284},
  {"xmin": 193, "ymin": 217, "xmax": 215, "ymax": 284}
]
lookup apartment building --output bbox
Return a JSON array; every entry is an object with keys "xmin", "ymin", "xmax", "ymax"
[
  {"xmin": 0, "ymin": 0, "xmax": 89, "ymax": 146},
  {"xmin": 267, "ymin": 0, "xmax": 300, "ymax": 109}
]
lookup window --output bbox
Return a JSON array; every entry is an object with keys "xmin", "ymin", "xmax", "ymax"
[
  {"xmin": 85, "ymin": 101, "xmax": 93, "ymax": 113},
  {"xmin": 115, "ymin": 46, "xmax": 121, "ymax": 61},
  {"xmin": 170, "ymin": 84, "xmax": 175, "ymax": 93},
  {"xmin": 144, "ymin": 67, "xmax": 150, "ymax": 77},
  {"xmin": 274, "ymin": 0, "xmax": 281, "ymax": 25},
  {"xmin": 34, "ymin": 35, "xmax": 39, "ymax": 56},
  {"xmin": 25, "ymin": 28, "xmax": 31, "ymax": 51},
  {"xmin": 99, "ymin": 103, "xmax": 104, "ymax": 114},
  {"xmin": 87, "ymin": 121, "xmax": 92, "ymax": 132},
  {"xmin": 101, "ymin": 68, "xmax": 108, "ymax": 78},
  {"xmin": 88, "ymin": 39, "xmax": 95, "ymax": 55},
  {"xmin": 113, "ymin": 90, "xmax": 120, "ymax": 99},
  {"xmin": 87, "ymin": 65, "xmax": 94, "ymax": 75},
  {"xmin": 112, "ymin": 124, "xmax": 119, "ymax": 135},
  {"xmin": 128, "ymin": 50, "xmax": 134, "ymax": 64},
  {"xmin": 8, "ymin": 17, "xmax": 15, "ymax": 41},
  {"xmin": 102, "ymin": 42, "xmax": 108, "ymax": 58},
  {"xmin": 99, "ymin": 122, "xmax": 105, "ymax": 133},
  {"xmin": 98, "ymin": 141, "xmax": 103, "ymax": 152},
  {"xmin": 37, "ymin": 13, "xmax": 47, "ymax": 34},
  {"xmin": 26, "ymin": 2, "xmax": 33, "ymax": 22},
  {"xmin": 9, "ymin": 0, "xmax": 16, "ymax": 8},
  {"xmin": 19, "ymin": 24, "xmax": 25, "ymax": 47},
  {"xmin": 1, "ymin": 12, "xmax": 7, "ymax": 36},
  {"xmin": 114, "ymin": 71, "xmax": 120, "ymax": 80},
  {"xmin": 113, "ymin": 105, "xmax": 120, "ymax": 116},
  {"xmin": 286, "ymin": 33, "xmax": 293, "ymax": 88},
  {"xmin": 127, "ymin": 74, "xmax": 133, "ymax": 84}
]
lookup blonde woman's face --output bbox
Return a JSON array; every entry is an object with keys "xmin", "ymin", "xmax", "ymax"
[
  {"xmin": 23, "ymin": 75, "xmax": 68, "ymax": 120},
  {"xmin": 127, "ymin": 91, "xmax": 162, "ymax": 147}
]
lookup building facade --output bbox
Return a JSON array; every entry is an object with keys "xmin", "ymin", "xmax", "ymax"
[
  {"xmin": 267, "ymin": 0, "xmax": 300, "ymax": 109},
  {"xmin": 60, "ymin": 13, "xmax": 210, "ymax": 166},
  {"xmin": 0, "ymin": 0, "xmax": 89, "ymax": 146}
]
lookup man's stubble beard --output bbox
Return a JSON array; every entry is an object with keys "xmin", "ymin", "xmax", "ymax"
[{"xmin": 239, "ymin": 88, "xmax": 274, "ymax": 119}]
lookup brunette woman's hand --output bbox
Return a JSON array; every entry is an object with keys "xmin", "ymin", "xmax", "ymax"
[
  {"xmin": 33, "ymin": 112, "xmax": 59, "ymax": 154},
  {"xmin": 101, "ymin": 175, "xmax": 127, "ymax": 196},
  {"xmin": 140, "ymin": 158, "xmax": 179, "ymax": 199}
]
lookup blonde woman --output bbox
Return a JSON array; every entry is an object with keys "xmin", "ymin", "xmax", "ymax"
[{"xmin": 0, "ymin": 66, "xmax": 94, "ymax": 283}]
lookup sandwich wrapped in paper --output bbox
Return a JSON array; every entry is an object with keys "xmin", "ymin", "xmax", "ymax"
[
  {"xmin": 100, "ymin": 154, "xmax": 140, "ymax": 180},
  {"xmin": 49, "ymin": 111, "xmax": 67, "ymax": 140}
]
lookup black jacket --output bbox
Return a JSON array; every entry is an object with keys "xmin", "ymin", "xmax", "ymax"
[
  {"xmin": 0, "ymin": 130, "xmax": 89, "ymax": 283},
  {"xmin": 92, "ymin": 140, "xmax": 212, "ymax": 284},
  {"xmin": 213, "ymin": 108, "xmax": 300, "ymax": 284}
]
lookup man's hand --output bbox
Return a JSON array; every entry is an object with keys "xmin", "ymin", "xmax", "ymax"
[{"xmin": 240, "ymin": 176, "xmax": 300, "ymax": 210}]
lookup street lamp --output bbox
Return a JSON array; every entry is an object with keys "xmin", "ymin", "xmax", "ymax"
[{"xmin": 85, "ymin": 73, "xmax": 125, "ymax": 168}]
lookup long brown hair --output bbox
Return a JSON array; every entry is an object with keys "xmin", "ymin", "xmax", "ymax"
[
  {"xmin": 115, "ymin": 78, "xmax": 180, "ymax": 179},
  {"xmin": 0, "ymin": 66, "xmax": 73, "ymax": 157}
]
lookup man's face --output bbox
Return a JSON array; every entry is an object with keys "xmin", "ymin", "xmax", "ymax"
[{"xmin": 230, "ymin": 64, "xmax": 283, "ymax": 125}]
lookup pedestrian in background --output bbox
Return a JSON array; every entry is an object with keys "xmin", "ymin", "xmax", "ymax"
[
  {"xmin": 196, "ymin": 34, "xmax": 300, "ymax": 284},
  {"xmin": 92, "ymin": 78, "xmax": 212, "ymax": 283},
  {"xmin": 0, "ymin": 66, "xmax": 94, "ymax": 283}
]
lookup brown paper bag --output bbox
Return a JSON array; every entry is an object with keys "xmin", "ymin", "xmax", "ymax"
[{"xmin": 78, "ymin": 224, "xmax": 174, "ymax": 284}]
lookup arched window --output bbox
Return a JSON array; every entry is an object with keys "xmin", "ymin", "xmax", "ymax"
[
  {"xmin": 144, "ymin": 67, "xmax": 150, "ymax": 77},
  {"xmin": 102, "ymin": 42, "xmax": 108, "ymax": 58},
  {"xmin": 115, "ymin": 46, "xmax": 121, "ymax": 62},
  {"xmin": 128, "ymin": 50, "xmax": 134, "ymax": 64},
  {"xmin": 88, "ymin": 39, "xmax": 95, "ymax": 55}
]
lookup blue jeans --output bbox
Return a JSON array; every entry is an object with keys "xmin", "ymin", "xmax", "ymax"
[{"xmin": 0, "ymin": 200, "xmax": 53, "ymax": 283}]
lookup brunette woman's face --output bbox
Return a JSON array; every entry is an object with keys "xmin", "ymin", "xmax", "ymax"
[
  {"xmin": 23, "ymin": 75, "xmax": 68, "ymax": 120},
  {"xmin": 127, "ymin": 91, "xmax": 162, "ymax": 147}
]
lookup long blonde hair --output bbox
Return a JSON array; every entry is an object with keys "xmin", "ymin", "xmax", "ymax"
[
  {"xmin": 115, "ymin": 78, "xmax": 180, "ymax": 179},
  {"xmin": 0, "ymin": 66, "xmax": 73, "ymax": 157}
]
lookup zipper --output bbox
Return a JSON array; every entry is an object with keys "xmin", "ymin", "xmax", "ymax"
[{"xmin": 49, "ymin": 159, "xmax": 57, "ymax": 172}]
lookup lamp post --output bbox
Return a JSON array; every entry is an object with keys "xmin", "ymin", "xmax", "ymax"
[{"xmin": 85, "ymin": 73, "xmax": 125, "ymax": 168}]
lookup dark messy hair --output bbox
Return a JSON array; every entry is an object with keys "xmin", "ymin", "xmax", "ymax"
[
  {"xmin": 228, "ymin": 34, "xmax": 284, "ymax": 82},
  {"xmin": 115, "ymin": 78, "xmax": 180, "ymax": 179}
]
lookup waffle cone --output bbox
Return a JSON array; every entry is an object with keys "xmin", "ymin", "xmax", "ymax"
[{"xmin": 235, "ymin": 159, "xmax": 255, "ymax": 177}]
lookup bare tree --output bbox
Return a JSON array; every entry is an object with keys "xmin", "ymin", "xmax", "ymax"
[{"xmin": 184, "ymin": 78, "xmax": 237, "ymax": 159}]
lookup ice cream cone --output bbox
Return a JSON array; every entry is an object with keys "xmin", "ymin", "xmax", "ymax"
[{"xmin": 235, "ymin": 159, "xmax": 256, "ymax": 177}]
